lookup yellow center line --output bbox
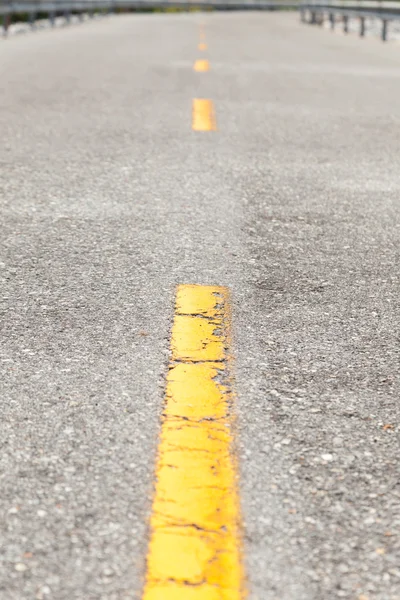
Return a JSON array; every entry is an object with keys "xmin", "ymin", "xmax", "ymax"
[
  {"xmin": 194, "ymin": 59, "xmax": 210, "ymax": 72},
  {"xmin": 198, "ymin": 42, "xmax": 207, "ymax": 51},
  {"xmin": 192, "ymin": 99, "xmax": 216, "ymax": 132},
  {"xmin": 142, "ymin": 284, "xmax": 245, "ymax": 600}
]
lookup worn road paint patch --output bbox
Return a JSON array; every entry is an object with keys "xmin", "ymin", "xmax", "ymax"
[
  {"xmin": 192, "ymin": 99, "xmax": 216, "ymax": 132},
  {"xmin": 194, "ymin": 59, "xmax": 210, "ymax": 72},
  {"xmin": 199, "ymin": 42, "xmax": 207, "ymax": 51},
  {"xmin": 142, "ymin": 284, "xmax": 245, "ymax": 600}
]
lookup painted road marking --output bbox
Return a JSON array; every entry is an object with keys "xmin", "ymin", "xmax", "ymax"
[
  {"xmin": 194, "ymin": 59, "xmax": 210, "ymax": 72},
  {"xmin": 192, "ymin": 99, "xmax": 217, "ymax": 131},
  {"xmin": 142, "ymin": 284, "xmax": 245, "ymax": 600},
  {"xmin": 199, "ymin": 42, "xmax": 207, "ymax": 51}
]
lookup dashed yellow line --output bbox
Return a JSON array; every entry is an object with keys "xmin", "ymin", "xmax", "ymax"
[
  {"xmin": 142, "ymin": 284, "xmax": 245, "ymax": 600},
  {"xmin": 194, "ymin": 59, "xmax": 210, "ymax": 72},
  {"xmin": 199, "ymin": 42, "xmax": 207, "ymax": 51},
  {"xmin": 192, "ymin": 99, "xmax": 216, "ymax": 131}
]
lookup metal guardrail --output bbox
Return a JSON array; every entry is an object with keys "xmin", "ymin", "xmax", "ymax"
[
  {"xmin": 0, "ymin": 0, "xmax": 111, "ymax": 17},
  {"xmin": 3, "ymin": 0, "xmax": 400, "ymax": 42},
  {"xmin": 300, "ymin": 1, "xmax": 400, "ymax": 40},
  {"xmin": 0, "ymin": 0, "xmax": 299, "ymax": 35}
]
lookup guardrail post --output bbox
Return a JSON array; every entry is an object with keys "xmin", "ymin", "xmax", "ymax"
[
  {"xmin": 343, "ymin": 14, "xmax": 348, "ymax": 34},
  {"xmin": 329, "ymin": 13, "xmax": 335, "ymax": 30},
  {"xmin": 359, "ymin": 16, "xmax": 365, "ymax": 37},
  {"xmin": 29, "ymin": 11, "xmax": 36, "ymax": 29},
  {"xmin": 382, "ymin": 19, "xmax": 388, "ymax": 41},
  {"xmin": 64, "ymin": 9, "xmax": 71, "ymax": 24},
  {"xmin": 49, "ymin": 10, "xmax": 56, "ymax": 26},
  {"xmin": 311, "ymin": 11, "xmax": 316, "ymax": 24},
  {"xmin": 2, "ymin": 13, "xmax": 10, "ymax": 36}
]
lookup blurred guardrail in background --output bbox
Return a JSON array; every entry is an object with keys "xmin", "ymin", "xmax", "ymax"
[
  {"xmin": 0, "ymin": 0, "xmax": 299, "ymax": 36},
  {"xmin": 5, "ymin": 0, "xmax": 397, "ymax": 41},
  {"xmin": 300, "ymin": 1, "xmax": 400, "ymax": 40}
]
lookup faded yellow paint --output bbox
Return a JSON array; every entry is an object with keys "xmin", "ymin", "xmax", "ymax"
[
  {"xmin": 142, "ymin": 284, "xmax": 245, "ymax": 600},
  {"xmin": 194, "ymin": 59, "xmax": 210, "ymax": 72},
  {"xmin": 172, "ymin": 316, "xmax": 224, "ymax": 361},
  {"xmin": 165, "ymin": 363, "xmax": 226, "ymax": 419},
  {"xmin": 192, "ymin": 99, "xmax": 217, "ymax": 132},
  {"xmin": 176, "ymin": 284, "xmax": 220, "ymax": 315},
  {"xmin": 199, "ymin": 42, "xmax": 207, "ymax": 51}
]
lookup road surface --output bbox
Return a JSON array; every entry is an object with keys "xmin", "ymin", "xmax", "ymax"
[{"xmin": 2, "ymin": 11, "xmax": 400, "ymax": 600}]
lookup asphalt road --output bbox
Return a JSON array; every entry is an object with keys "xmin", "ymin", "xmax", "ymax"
[{"xmin": 2, "ymin": 11, "xmax": 400, "ymax": 600}]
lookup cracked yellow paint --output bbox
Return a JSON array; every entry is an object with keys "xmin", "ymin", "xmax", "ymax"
[
  {"xmin": 192, "ymin": 99, "xmax": 217, "ymax": 132},
  {"xmin": 194, "ymin": 59, "xmax": 210, "ymax": 72},
  {"xmin": 142, "ymin": 284, "xmax": 245, "ymax": 600}
]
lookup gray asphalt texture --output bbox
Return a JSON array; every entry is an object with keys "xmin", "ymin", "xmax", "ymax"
[{"xmin": 1, "ymin": 12, "xmax": 400, "ymax": 600}]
